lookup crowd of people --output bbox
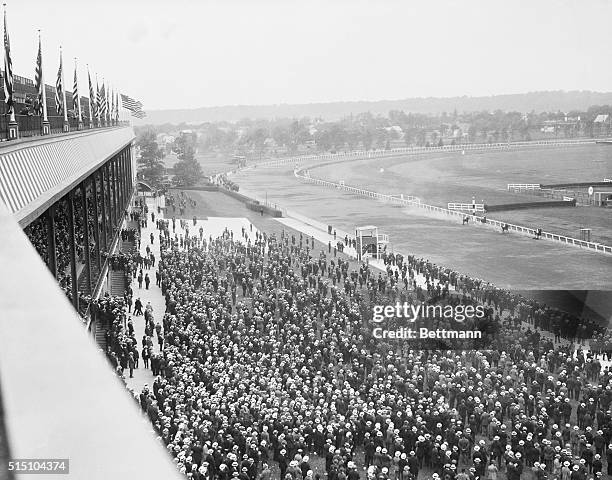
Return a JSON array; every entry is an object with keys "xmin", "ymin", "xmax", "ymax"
[
  {"xmin": 167, "ymin": 191, "xmax": 198, "ymax": 216},
  {"xmin": 24, "ymin": 187, "xmax": 132, "ymax": 313},
  {"xmin": 20, "ymin": 183, "xmax": 612, "ymax": 480},
  {"xmin": 93, "ymin": 208, "xmax": 612, "ymax": 480}
]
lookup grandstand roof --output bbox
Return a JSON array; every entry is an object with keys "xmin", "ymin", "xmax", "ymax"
[{"xmin": 0, "ymin": 127, "xmax": 135, "ymax": 227}]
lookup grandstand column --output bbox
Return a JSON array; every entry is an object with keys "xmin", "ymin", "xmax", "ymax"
[
  {"xmin": 67, "ymin": 191, "xmax": 79, "ymax": 311},
  {"xmin": 121, "ymin": 149, "xmax": 130, "ymax": 204},
  {"xmin": 45, "ymin": 205, "xmax": 57, "ymax": 279},
  {"xmin": 118, "ymin": 152, "xmax": 125, "ymax": 204},
  {"xmin": 98, "ymin": 168, "xmax": 108, "ymax": 252},
  {"xmin": 81, "ymin": 183, "xmax": 92, "ymax": 293},
  {"xmin": 106, "ymin": 162, "xmax": 115, "ymax": 242},
  {"xmin": 126, "ymin": 148, "xmax": 134, "ymax": 192},
  {"xmin": 119, "ymin": 154, "xmax": 126, "ymax": 212},
  {"xmin": 115, "ymin": 158, "xmax": 123, "ymax": 220},
  {"xmin": 91, "ymin": 175, "xmax": 102, "ymax": 271},
  {"xmin": 121, "ymin": 153, "xmax": 128, "ymax": 207},
  {"xmin": 123, "ymin": 150, "xmax": 131, "ymax": 203},
  {"xmin": 122, "ymin": 154, "xmax": 128, "ymax": 209},
  {"xmin": 111, "ymin": 160, "xmax": 119, "ymax": 233}
]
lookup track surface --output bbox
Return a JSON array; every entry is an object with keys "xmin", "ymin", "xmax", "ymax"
[
  {"xmin": 232, "ymin": 153, "xmax": 612, "ymax": 289},
  {"xmin": 310, "ymin": 145, "xmax": 612, "ymax": 244}
]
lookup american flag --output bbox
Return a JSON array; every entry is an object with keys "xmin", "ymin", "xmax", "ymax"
[
  {"xmin": 88, "ymin": 69, "xmax": 96, "ymax": 119},
  {"xmin": 3, "ymin": 9, "xmax": 14, "ymax": 115},
  {"xmin": 95, "ymin": 79, "xmax": 100, "ymax": 119},
  {"xmin": 100, "ymin": 83, "xmax": 107, "ymax": 118},
  {"xmin": 115, "ymin": 91, "xmax": 119, "ymax": 120},
  {"xmin": 34, "ymin": 36, "xmax": 43, "ymax": 116},
  {"xmin": 72, "ymin": 62, "xmax": 79, "ymax": 116},
  {"xmin": 55, "ymin": 50, "xmax": 64, "ymax": 116},
  {"xmin": 120, "ymin": 93, "xmax": 146, "ymax": 118}
]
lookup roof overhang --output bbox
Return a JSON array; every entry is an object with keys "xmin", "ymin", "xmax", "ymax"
[{"xmin": 0, "ymin": 126, "xmax": 135, "ymax": 227}]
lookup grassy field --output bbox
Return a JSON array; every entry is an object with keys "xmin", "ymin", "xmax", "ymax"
[
  {"xmin": 231, "ymin": 151, "xmax": 612, "ymax": 289},
  {"xmin": 310, "ymin": 145, "xmax": 612, "ymax": 244}
]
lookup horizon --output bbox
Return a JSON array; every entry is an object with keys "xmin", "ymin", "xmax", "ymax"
[
  {"xmin": 143, "ymin": 89, "xmax": 612, "ymax": 112},
  {"xmin": 6, "ymin": 1, "xmax": 612, "ymax": 111}
]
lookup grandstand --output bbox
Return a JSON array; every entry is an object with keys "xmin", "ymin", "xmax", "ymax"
[{"xmin": 0, "ymin": 64, "xmax": 183, "ymax": 478}]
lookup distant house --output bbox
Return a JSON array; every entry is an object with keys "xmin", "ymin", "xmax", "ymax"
[
  {"xmin": 593, "ymin": 114, "xmax": 610, "ymax": 136},
  {"xmin": 384, "ymin": 125, "xmax": 404, "ymax": 139},
  {"xmin": 594, "ymin": 114, "xmax": 609, "ymax": 124},
  {"xmin": 264, "ymin": 137, "xmax": 277, "ymax": 148}
]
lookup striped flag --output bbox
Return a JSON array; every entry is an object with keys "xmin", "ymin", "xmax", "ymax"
[
  {"xmin": 87, "ymin": 69, "xmax": 96, "ymax": 119},
  {"xmin": 72, "ymin": 62, "xmax": 79, "ymax": 115},
  {"xmin": 104, "ymin": 83, "xmax": 109, "ymax": 121},
  {"xmin": 120, "ymin": 93, "xmax": 146, "ymax": 118},
  {"xmin": 55, "ymin": 51, "xmax": 64, "ymax": 115},
  {"xmin": 34, "ymin": 36, "xmax": 43, "ymax": 116},
  {"xmin": 100, "ymin": 83, "xmax": 106, "ymax": 118},
  {"xmin": 115, "ymin": 91, "xmax": 119, "ymax": 120},
  {"xmin": 3, "ymin": 8, "xmax": 14, "ymax": 115},
  {"xmin": 95, "ymin": 78, "xmax": 101, "ymax": 120}
]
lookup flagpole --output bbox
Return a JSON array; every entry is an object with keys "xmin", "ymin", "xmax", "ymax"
[
  {"xmin": 38, "ymin": 30, "xmax": 50, "ymax": 135},
  {"xmin": 86, "ymin": 65, "xmax": 94, "ymax": 129},
  {"xmin": 4, "ymin": 4, "xmax": 17, "ymax": 139},
  {"xmin": 74, "ymin": 57, "xmax": 83, "ymax": 130},
  {"xmin": 106, "ymin": 81, "xmax": 110, "ymax": 126},
  {"xmin": 103, "ymin": 80, "xmax": 108, "ymax": 126},
  {"xmin": 60, "ymin": 46, "xmax": 68, "ymax": 132},
  {"xmin": 100, "ymin": 77, "xmax": 105, "ymax": 127},
  {"xmin": 95, "ymin": 74, "xmax": 101, "ymax": 128},
  {"xmin": 109, "ymin": 85, "xmax": 113, "ymax": 126}
]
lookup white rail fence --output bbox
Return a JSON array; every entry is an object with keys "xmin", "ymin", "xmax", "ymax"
[
  {"xmin": 293, "ymin": 167, "xmax": 612, "ymax": 255},
  {"xmin": 242, "ymin": 138, "xmax": 606, "ymax": 171},
  {"xmin": 448, "ymin": 203, "xmax": 486, "ymax": 212},
  {"xmin": 507, "ymin": 183, "xmax": 542, "ymax": 191}
]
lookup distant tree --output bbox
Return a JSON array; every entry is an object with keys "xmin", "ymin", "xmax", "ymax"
[
  {"xmin": 272, "ymin": 125, "xmax": 291, "ymax": 148},
  {"xmin": 468, "ymin": 125, "xmax": 477, "ymax": 142},
  {"xmin": 137, "ymin": 130, "xmax": 165, "ymax": 186},
  {"xmin": 173, "ymin": 146, "xmax": 203, "ymax": 186},
  {"xmin": 362, "ymin": 129, "xmax": 374, "ymax": 150}
]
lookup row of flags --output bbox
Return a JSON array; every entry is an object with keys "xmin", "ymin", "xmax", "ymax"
[{"xmin": 2, "ymin": 7, "xmax": 146, "ymax": 123}]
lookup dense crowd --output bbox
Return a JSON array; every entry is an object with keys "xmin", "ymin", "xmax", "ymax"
[
  {"xmin": 167, "ymin": 192, "xmax": 198, "ymax": 216},
  {"xmin": 114, "ymin": 215, "xmax": 612, "ymax": 480}
]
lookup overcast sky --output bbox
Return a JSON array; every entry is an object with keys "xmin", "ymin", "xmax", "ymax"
[{"xmin": 6, "ymin": 0, "xmax": 612, "ymax": 110}]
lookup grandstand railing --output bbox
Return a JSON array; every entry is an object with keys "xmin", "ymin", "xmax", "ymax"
[
  {"xmin": 0, "ymin": 115, "xmax": 129, "ymax": 142},
  {"xmin": 293, "ymin": 167, "xmax": 612, "ymax": 255},
  {"xmin": 507, "ymin": 183, "xmax": 542, "ymax": 191}
]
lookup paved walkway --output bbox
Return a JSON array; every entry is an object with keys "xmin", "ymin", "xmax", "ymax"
[{"xmin": 124, "ymin": 195, "xmax": 259, "ymax": 394}]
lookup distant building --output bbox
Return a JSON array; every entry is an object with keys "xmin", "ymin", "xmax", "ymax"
[
  {"xmin": 384, "ymin": 125, "xmax": 404, "ymax": 139},
  {"xmin": 594, "ymin": 114, "xmax": 609, "ymax": 124}
]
